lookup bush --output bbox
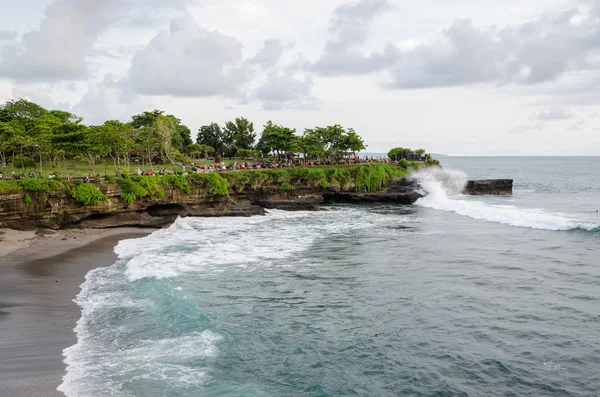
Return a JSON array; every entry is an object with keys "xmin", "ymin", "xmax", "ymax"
[
  {"xmin": 137, "ymin": 176, "xmax": 165, "ymax": 200},
  {"xmin": 18, "ymin": 178, "xmax": 61, "ymax": 192},
  {"xmin": 117, "ymin": 178, "xmax": 148, "ymax": 202},
  {"xmin": 70, "ymin": 184, "xmax": 108, "ymax": 206},
  {"xmin": 189, "ymin": 173, "xmax": 228, "ymax": 195},
  {"xmin": 162, "ymin": 174, "xmax": 191, "ymax": 194},
  {"xmin": 23, "ymin": 194, "xmax": 32, "ymax": 206},
  {"xmin": 0, "ymin": 180, "xmax": 20, "ymax": 194},
  {"xmin": 104, "ymin": 174, "xmax": 116, "ymax": 183},
  {"xmin": 176, "ymin": 170, "xmax": 184, "ymax": 176},
  {"xmin": 398, "ymin": 159, "xmax": 410, "ymax": 169},
  {"xmin": 120, "ymin": 169, "xmax": 130, "ymax": 179},
  {"xmin": 121, "ymin": 193, "xmax": 136, "ymax": 203},
  {"xmin": 320, "ymin": 181, "xmax": 331, "ymax": 189},
  {"xmin": 281, "ymin": 183, "xmax": 292, "ymax": 191}
]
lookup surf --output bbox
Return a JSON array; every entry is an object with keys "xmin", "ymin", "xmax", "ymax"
[{"xmin": 412, "ymin": 168, "xmax": 599, "ymax": 232}]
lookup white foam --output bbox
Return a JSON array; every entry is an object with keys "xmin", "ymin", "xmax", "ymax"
[
  {"xmin": 413, "ymin": 168, "xmax": 598, "ymax": 231},
  {"xmin": 58, "ymin": 262, "xmax": 223, "ymax": 397}
]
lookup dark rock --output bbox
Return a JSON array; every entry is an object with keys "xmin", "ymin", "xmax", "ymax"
[{"xmin": 463, "ymin": 179, "xmax": 513, "ymax": 195}]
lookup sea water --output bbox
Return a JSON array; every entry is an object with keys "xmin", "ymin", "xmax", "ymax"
[{"xmin": 59, "ymin": 157, "xmax": 600, "ymax": 397}]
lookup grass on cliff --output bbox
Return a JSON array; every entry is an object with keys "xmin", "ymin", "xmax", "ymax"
[{"xmin": 222, "ymin": 163, "xmax": 407, "ymax": 193}]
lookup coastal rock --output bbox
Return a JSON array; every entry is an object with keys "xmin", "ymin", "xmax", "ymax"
[{"xmin": 463, "ymin": 179, "xmax": 513, "ymax": 195}]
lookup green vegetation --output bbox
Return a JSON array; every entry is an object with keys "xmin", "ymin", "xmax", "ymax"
[
  {"xmin": 70, "ymin": 184, "xmax": 108, "ymax": 206},
  {"xmin": 117, "ymin": 178, "xmax": 149, "ymax": 202},
  {"xmin": 162, "ymin": 174, "xmax": 191, "ymax": 194},
  {"xmin": 281, "ymin": 183, "xmax": 292, "ymax": 191},
  {"xmin": 18, "ymin": 178, "xmax": 61, "ymax": 192},
  {"xmin": 189, "ymin": 173, "xmax": 229, "ymax": 195},
  {"xmin": 0, "ymin": 180, "xmax": 20, "ymax": 193},
  {"xmin": 23, "ymin": 194, "xmax": 32, "ymax": 206}
]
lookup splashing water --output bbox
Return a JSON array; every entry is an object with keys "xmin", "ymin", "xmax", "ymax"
[{"xmin": 412, "ymin": 168, "xmax": 598, "ymax": 231}]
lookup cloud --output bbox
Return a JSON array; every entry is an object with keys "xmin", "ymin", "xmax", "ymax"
[
  {"xmin": 247, "ymin": 39, "xmax": 286, "ymax": 70},
  {"xmin": 310, "ymin": 0, "xmax": 398, "ymax": 76},
  {"xmin": 386, "ymin": 5, "xmax": 600, "ymax": 89},
  {"xmin": 0, "ymin": 0, "xmax": 193, "ymax": 83},
  {"xmin": 0, "ymin": 0, "xmax": 117, "ymax": 82},
  {"xmin": 254, "ymin": 71, "xmax": 320, "ymax": 111},
  {"xmin": 73, "ymin": 75, "xmax": 153, "ymax": 124},
  {"xmin": 124, "ymin": 13, "xmax": 248, "ymax": 98},
  {"xmin": 532, "ymin": 107, "xmax": 576, "ymax": 120},
  {"xmin": 566, "ymin": 119, "xmax": 585, "ymax": 130}
]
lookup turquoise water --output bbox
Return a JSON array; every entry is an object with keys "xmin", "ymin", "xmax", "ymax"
[{"xmin": 60, "ymin": 158, "xmax": 600, "ymax": 396}]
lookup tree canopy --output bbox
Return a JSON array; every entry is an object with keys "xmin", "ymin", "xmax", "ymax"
[{"xmin": 0, "ymin": 98, "xmax": 379, "ymax": 176}]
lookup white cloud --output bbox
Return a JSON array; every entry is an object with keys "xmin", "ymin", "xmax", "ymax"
[{"xmin": 124, "ymin": 13, "xmax": 248, "ymax": 98}]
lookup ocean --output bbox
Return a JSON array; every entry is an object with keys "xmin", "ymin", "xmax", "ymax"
[{"xmin": 59, "ymin": 157, "xmax": 600, "ymax": 397}]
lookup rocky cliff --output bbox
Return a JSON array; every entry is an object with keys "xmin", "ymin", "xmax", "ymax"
[{"xmin": 0, "ymin": 175, "xmax": 513, "ymax": 230}]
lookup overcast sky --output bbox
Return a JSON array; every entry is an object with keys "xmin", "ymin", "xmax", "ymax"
[{"xmin": 1, "ymin": 0, "xmax": 599, "ymax": 155}]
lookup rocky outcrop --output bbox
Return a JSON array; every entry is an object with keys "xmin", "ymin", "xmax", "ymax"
[
  {"xmin": 463, "ymin": 179, "xmax": 513, "ymax": 195},
  {"xmin": 324, "ymin": 177, "xmax": 422, "ymax": 205},
  {"xmin": 0, "ymin": 177, "xmax": 512, "ymax": 230}
]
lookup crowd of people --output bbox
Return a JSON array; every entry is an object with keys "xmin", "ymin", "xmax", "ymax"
[{"xmin": 0, "ymin": 155, "xmax": 410, "ymax": 181}]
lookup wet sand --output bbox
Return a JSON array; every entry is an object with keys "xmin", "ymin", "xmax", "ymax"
[{"xmin": 0, "ymin": 228, "xmax": 154, "ymax": 397}]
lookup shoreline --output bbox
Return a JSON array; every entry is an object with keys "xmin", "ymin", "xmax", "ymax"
[{"xmin": 0, "ymin": 227, "xmax": 155, "ymax": 397}]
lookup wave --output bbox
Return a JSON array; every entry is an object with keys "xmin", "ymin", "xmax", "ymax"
[{"xmin": 412, "ymin": 168, "xmax": 599, "ymax": 232}]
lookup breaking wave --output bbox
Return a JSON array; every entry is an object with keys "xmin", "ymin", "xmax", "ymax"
[{"xmin": 413, "ymin": 168, "xmax": 598, "ymax": 232}]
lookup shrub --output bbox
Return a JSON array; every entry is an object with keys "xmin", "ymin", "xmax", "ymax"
[
  {"xmin": 121, "ymin": 193, "xmax": 136, "ymax": 203},
  {"xmin": 70, "ymin": 184, "xmax": 108, "ymax": 206},
  {"xmin": 176, "ymin": 170, "xmax": 184, "ymax": 176},
  {"xmin": 0, "ymin": 180, "xmax": 20, "ymax": 194},
  {"xmin": 398, "ymin": 159, "xmax": 410, "ymax": 169},
  {"xmin": 104, "ymin": 174, "xmax": 116, "ymax": 183},
  {"xmin": 162, "ymin": 174, "xmax": 191, "ymax": 194},
  {"xmin": 120, "ymin": 169, "xmax": 130, "ymax": 179},
  {"xmin": 189, "ymin": 173, "xmax": 228, "ymax": 195},
  {"xmin": 320, "ymin": 181, "xmax": 331, "ymax": 189},
  {"xmin": 18, "ymin": 178, "xmax": 61, "ymax": 192},
  {"xmin": 117, "ymin": 178, "xmax": 148, "ymax": 202},
  {"xmin": 281, "ymin": 183, "xmax": 292, "ymax": 191},
  {"xmin": 137, "ymin": 176, "xmax": 165, "ymax": 200},
  {"xmin": 23, "ymin": 194, "xmax": 32, "ymax": 206}
]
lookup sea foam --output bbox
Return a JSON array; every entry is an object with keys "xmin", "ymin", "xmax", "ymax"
[{"xmin": 413, "ymin": 168, "xmax": 598, "ymax": 231}]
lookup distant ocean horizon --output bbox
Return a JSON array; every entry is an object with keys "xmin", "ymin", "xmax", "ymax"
[{"xmin": 60, "ymin": 156, "xmax": 600, "ymax": 397}]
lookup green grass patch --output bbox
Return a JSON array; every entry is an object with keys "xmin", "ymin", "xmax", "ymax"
[{"xmin": 23, "ymin": 194, "xmax": 32, "ymax": 206}]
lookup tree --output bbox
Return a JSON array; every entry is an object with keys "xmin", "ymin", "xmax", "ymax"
[
  {"xmin": 224, "ymin": 117, "xmax": 256, "ymax": 157},
  {"xmin": 130, "ymin": 110, "xmax": 192, "ymax": 154},
  {"xmin": 197, "ymin": 123, "xmax": 230, "ymax": 160},
  {"xmin": 342, "ymin": 128, "xmax": 366, "ymax": 154},
  {"xmin": 101, "ymin": 120, "xmax": 134, "ymax": 174},
  {"xmin": 302, "ymin": 125, "xmax": 365, "ymax": 161},
  {"xmin": 299, "ymin": 130, "xmax": 325, "ymax": 160},
  {"xmin": 256, "ymin": 121, "xmax": 298, "ymax": 158},
  {"xmin": 154, "ymin": 115, "xmax": 178, "ymax": 170},
  {"xmin": 51, "ymin": 122, "xmax": 90, "ymax": 174}
]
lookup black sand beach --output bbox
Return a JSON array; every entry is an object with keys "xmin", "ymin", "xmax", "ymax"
[{"xmin": 0, "ymin": 229, "xmax": 153, "ymax": 397}]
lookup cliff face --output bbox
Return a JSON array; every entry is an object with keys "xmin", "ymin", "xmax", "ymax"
[{"xmin": 0, "ymin": 177, "xmax": 513, "ymax": 230}]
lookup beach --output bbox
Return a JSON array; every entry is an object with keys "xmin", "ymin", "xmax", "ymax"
[{"xmin": 0, "ymin": 228, "xmax": 155, "ymax": 397}]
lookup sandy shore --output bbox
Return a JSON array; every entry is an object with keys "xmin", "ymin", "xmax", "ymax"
[{"xmin": 0, "ymin": 227, "xmax": 156, "ymax": 397}]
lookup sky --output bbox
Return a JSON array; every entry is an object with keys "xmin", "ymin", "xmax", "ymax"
[{"xmin": 1, "ymin": 0, "xmax": 599, "ymax": 155}]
